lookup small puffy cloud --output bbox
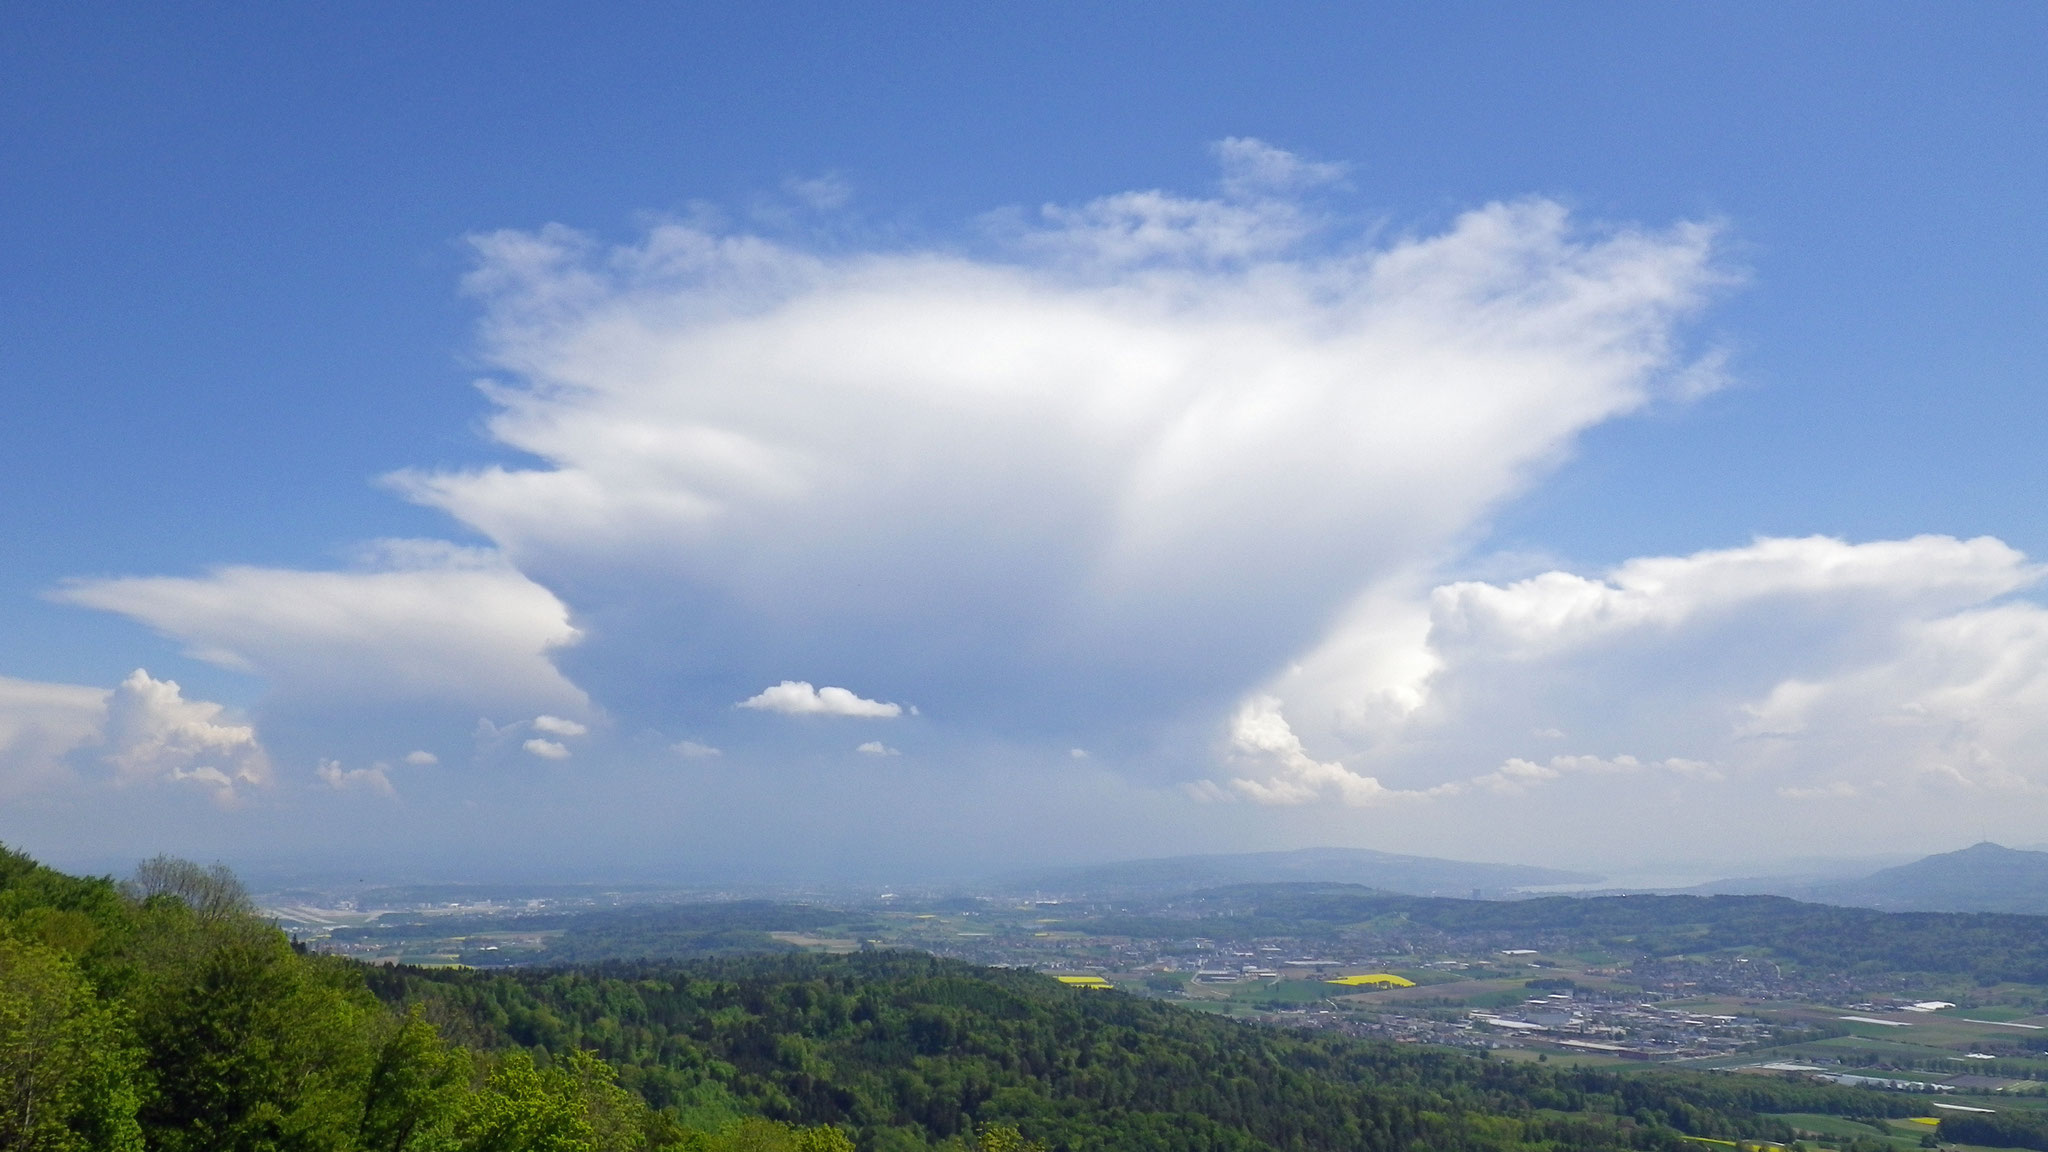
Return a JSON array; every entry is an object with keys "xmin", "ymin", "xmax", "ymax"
[
  {"xmin": 738, "ymin": 681, "xmax": 902, "ymax": 718},
  {"xmin": 523, "ymin": 738, "xmax": 570, "ymax": 760},
  {"xmin": 403, "ymin": 750, "xmax": 438, "ymax": 766},
  {"xmin": 532, "ymin": 715, "xmax": 587, "ymax": 737},
  {"xmin": 56, "ymin": 541, "xmax": 586, "ymax": 717},
  {"xmin": 671, "ymin": 740, "xmax": 721, "ymax": 758},
  {"xmin": 855, "ymin": 741, "xmax": 899, "ymax": 756},
  {"xmin": 317, "ymin": 759, "xmax": 394, "ymax": 796},
  {"xmin": 104, "ymin": 670, "xmax": 268, "ymax": 800}
]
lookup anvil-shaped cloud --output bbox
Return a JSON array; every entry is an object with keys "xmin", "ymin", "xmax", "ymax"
[
  {"xmin": 48, "ymin": 142, "xmax": 1732, "ymax": 809},
  {"xmin": 377, "ymin": 144, "xmax": 1721, "ymax": 747}
]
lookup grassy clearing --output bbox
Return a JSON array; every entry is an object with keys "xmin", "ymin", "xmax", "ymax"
[{"xmin": 1767, "ymin": 1113, "xmax": 1920, "ymax": 1148}]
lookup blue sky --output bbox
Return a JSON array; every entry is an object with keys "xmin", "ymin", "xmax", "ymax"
[{"xmin": 3, "ymin": 3, "xmax": 2046, "ymax": 882}]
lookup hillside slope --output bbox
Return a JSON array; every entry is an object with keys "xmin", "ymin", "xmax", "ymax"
[{"xmin": 376, "ymin": 952, "xmax": 1916, "ymax": 1152}]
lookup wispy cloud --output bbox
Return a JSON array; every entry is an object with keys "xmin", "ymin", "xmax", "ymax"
[{"xmin": 56, "ymin": 541, "xmax": 585, "ymax": 717}]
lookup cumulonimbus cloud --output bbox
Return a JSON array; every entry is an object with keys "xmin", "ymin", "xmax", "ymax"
[
  {"xmin": 369, "ymin": 142, "xmax": 1722, "ymax": 750},
  {"xmin": 45, "ymin": 143, "xmax": 1731, "ymax": 809}
]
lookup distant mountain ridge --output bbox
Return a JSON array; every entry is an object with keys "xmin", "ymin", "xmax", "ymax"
[
  {"xmin": 1807, "ymin": 842, "xmax": 2048, "ymax": 914},
  {"xmin": 988, "ymin": 846, "xmax": 1600, "ymax": 898},
  {"xmin": 1692, "ymin": 842, "xmax": 2048, "ymax": 915}
]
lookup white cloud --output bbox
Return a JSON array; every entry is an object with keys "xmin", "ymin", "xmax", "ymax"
[
  {"xmin": 0, "ymin": 670, "xmax": 271, "ymax": 802},
  {"xmin": 370, "ymin": 147, "xmax": 1718, "ymax": 762},
  {"xmin": 1225, "ymin": 696, "xmax": 1398, "ymax": 806},
  {"xmin": 738, "ymin": 681, "xmax": 902, "ymax": 718},
  {"xmin": 104, "ymin": 670, "xmax": 268, "ymax": 800},
  {"xmin": 671, "ymin": 740, "xmax": 721, "ymax": 757},
  {"xmin": 0, "ymin": 676, "xmax": 108, "ymax": 795},
  {"xmin": 404, "ymin": 750, "xmax": 439, "ymax": 766},
  {"xmin": 1212, "ymin": 136, "xmax": 1347, "ymax": 198},
  {"xmin": 1219, "ymin": 693, "xmax": 1712, "ymax": 806},
  {"xmin": 317, "ymin": 759, "xmax": 394, "ymax": 796},
  {"xmin": 1429, "ymin": 534, "xmax": 2035, "ymax": 659},
  {"xmin": 1227, "ymin": 533, "xmax": 2048, "ymax": 853},
  {"xmin": 57, "ymin": 541, "xmax": 585, "ymax": 716},
  {"xmin": 855, "ymin": 741, "xmax": 899, "ymax": 756},
  {"xmin": 1732, "ymin": 600, "xmax": 2048, "ymax": 795},
  {"xmin": 523, "ymin": 738, "xmax": 570, "ymax": 760},
  {"xmin": 532, "ymin": 714, "xmax": 587, "ymax": 736}
]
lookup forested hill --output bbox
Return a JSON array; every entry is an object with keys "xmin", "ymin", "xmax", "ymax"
[
  {"xmin": 373, "ymin": 951, "xmax": 1924, "ymax": 1152},
  {"xmin": 0, "ymin": 845, "xmax": 853, "ymax": 1152},
  {"xmin": 1078, "ymin": 884, "xmax": 2048, "ymax": 982},
  {"xmin": 0, "ymin": 843, "xmax": 1930, "ymax": 1152}
]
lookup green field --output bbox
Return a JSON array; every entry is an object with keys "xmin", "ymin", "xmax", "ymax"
[{"xmin": 1768, "ymin": 1112, "xmax": 1925, "ymax": 1148}]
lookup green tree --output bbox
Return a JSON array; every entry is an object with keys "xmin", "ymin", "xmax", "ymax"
[
  {"xmin": 127, "ymin": 904, "xmax": 374, "ymax": 1152},
  {"xmin": 360, "ymin": 1005, "xmax": 471, "ymax": 1152},
  {"xmin": 682, "ymin": 1118, "xmax": 854, "ymax": 1152},
  {"xmin": 960, "ymin": 1124, "xmax": 1044, "ymax": 1152},
  {"xmin": 0, "ymin": 937, "xmax": 143, "ymax": 1152},
  {"xmin": 453, "ymin": 1051, "xmax": 596, "ymax": 1152},
  {"xmin": 556, "ymin": 1047, "xmax": 690, "ymax": 1152}
]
